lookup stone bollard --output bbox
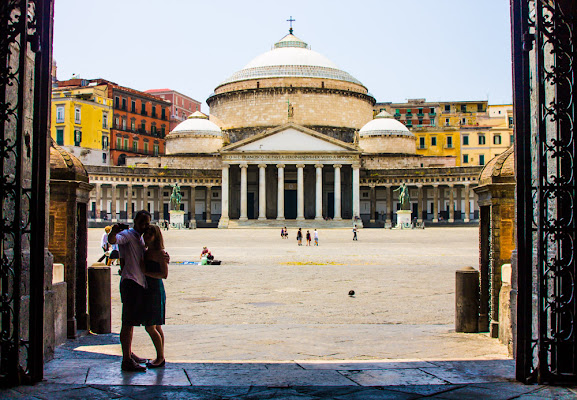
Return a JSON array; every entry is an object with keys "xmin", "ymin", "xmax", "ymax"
[
  {"xmin": 455, "ymin": 266, "xmax": 480, "ymax": 333},
  {"xmin": 88, "ymin": 263, "xmax": 111, "ymax": 334}
]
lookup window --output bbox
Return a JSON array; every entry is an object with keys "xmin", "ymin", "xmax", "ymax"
[
  {"xmin": 151, "ymin": 124, "xmax": 156, "ymax": 135},
  {"xmin": 152, "ymin": 105, "xmax": 156, "ymax": 118},
  {"xmin": 446, "ymin": 136, "xmax": 453, "ymax": 148},
  {"xmin": 161, "ymin": 108, "xmax": 166, "ymax": 119},
  {"xmin": 122, "ymin": 118, "xmax": 126, "ymax": 130},
  {"xmin": 430, "ymin": 118, "xmax": 435, "ymax": 127},
  {"xmin": 56, "ymin": 105, "xmax": 64, "ymax": 123},
  {"xmin": 74, "ymin": 107, "xmax": 81, "ymax": 123},
  {"xmin": 114, "ymin": 116, "xmax": 119, "ymax": 129},
  {"xmin": 74, "ymin": 130, "xmax": 82, "ymax": 146},
  {"xmin": 132, "ymin": 140, "xmax": 138, "ymax": 153},
  {"xmin": 116, "ymin": 137, "xmax": 121, "ymax": 149},
  {"xmin": 102, "ymin": 135, "xmax": 109, "ymax": 150},
  {"xmin": 153, "ymin": 144, "xmax": 159, "ymax": 156},
  {"xmin": 114, "ymin": 96, "xmax": 120, "ymax": 108},
  {"xmin": 444, "ymin": 104, "xmax": 451, "ymax": 112},
  {"xmin": 419, "ymin": 137, "xmax": 426, "ymax": 149},
  {"xmin": 161, "ymin": 125, "xmax": 166, "ymax": 137},
  {"xmin": 131, "ymin": 100, "xmax": 136, "ymax": 113},
  {"xmin": 395, "ymin": 109, "xmax": 400, "ymax": 115},
  {"xmin": 123, "ymin": 138, "xmax": 129, "ymax": 150},
  {"xmin": 508, "ymin": 116, "xmax": 514, "ymax": 128},
  {"xmin": 463, "ymin": 154, "xmax": 469, "ymax": 164},
  {"xmin": 479, "ymin": 154, "xmax": 485, "ymax": 165},
  {"xmin": 430, "ymin": 107, "xmax": 435, "ymax": 113},
  {"xmin": 141, "ymin": 102, "xmax": 147, "ymax": 115},
  {"xmin": 131, "ymin": 119, "xmax": 135, "ymax": 132},
  {"xmin": 478, "ymin": 135, "xmax": 486, "ymax": 145},
  {"xmin": 406, "ymin": 109, "xmax": 412, "ymax": 116},
  {"xmin": 461, "ymin": 117, "xmax": 466, "ymax": 125},
  {"xmin": 122, "ymin": 98, "xmax": 127, "ymax": 110},
  {"xmin": 460, "ymin": 104, "xmax": 467, "ymax": 113},
  {"xmin": 431, "ymin": 136, "xmax": 437, "ymax": 146},
  {"xmin": 102, "ymin": 153, "xmax": 107, "ymax": 163},
  {"xmin": 143, "ymin": 142, "xmax": 149, "ymax": 154},
  {"xmin": 510, "ymin": 134, "xmax": 514, "ymax": 144},
  {"xmin": 102, "ymin": 112, "xmax": 108, "ymax": 129},
  {"xmin": 418, "ymin": 119, "xmax": 423, "ymax": 126},
  {"xmin": 445, "ymin": 118, "xmax": 450, "ymax": 126},
  {"xmin": 463, "ymin": 135, "xmax": 469, "ymax": 145},
  {"xmin": 56, "ymin": 128, "xmax": 64, "ymax": 145},
  {"xmin": 477, "ymin": 103, "xmax": 484, "ymax": 112},
  {"xmin": 493, "ymin": 135, "xmax": 502, "ymax": 145},
  {"xmin": 141, "ymin": 121, "xmax": 146, "ymax": 133}
]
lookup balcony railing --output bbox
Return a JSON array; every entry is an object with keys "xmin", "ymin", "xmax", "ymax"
[{"xmin": 429, "ymin": 112, "xmax": 436, "ymax": 116}]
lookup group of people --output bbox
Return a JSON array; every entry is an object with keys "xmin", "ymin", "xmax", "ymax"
[
  {"xmin": 294, "ymin": 228, "xmax": 319, "ymax": 246},
  {"xmin": 104, "ymin": 210, "xmax": 170, "ymax": 372}
]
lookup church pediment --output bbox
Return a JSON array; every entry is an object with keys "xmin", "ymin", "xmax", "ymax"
[{"xmin": 221, "ymin": 123, "xmax": 358, "ymax": 153}]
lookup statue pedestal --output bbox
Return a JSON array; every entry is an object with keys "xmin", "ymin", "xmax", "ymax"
[
  {"xmin": 169, "ymin": 210, "xmax": 185, "ymax": 229},
  {"xmin": 395, "ymin": 210, "xmax": 412, "ymax": 229}
]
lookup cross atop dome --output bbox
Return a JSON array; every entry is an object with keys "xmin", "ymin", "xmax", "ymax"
[{"xmin": 287, "ymin": 16, "xmax": 295, "ymax": 34}]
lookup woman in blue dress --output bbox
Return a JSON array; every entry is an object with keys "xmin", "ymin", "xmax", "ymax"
[{"xmin": 142, "ymin": 224, "xmax": 168, "ymax": 368}]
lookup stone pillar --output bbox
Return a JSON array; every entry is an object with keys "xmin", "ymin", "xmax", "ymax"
[
  {"xmin": 315, "ymin": 164, "xmax": 323, "ymax": 221},
  {"xmin": 369, "ymin": 184, "xmax": 376, "ymax": 223},
  {"xmin": 220, "ymin": 165, "xmax": 229, "ymax": 224},
  {"xmin": 385, "ymin": 185, "xmax": 392, "ymax": 224},
  {"xmin": 464, "ymin": 184, "xmax": 471, "ymax": 222},
  {"xmin": 126, "ymin": 184, "xmax": 133, "ymax": 220},
  {"xmin": 110, "ymin": 184, "xmax": 117, "ymax": 222},
  {"xmin": 296, "ymin": 164, "xmax": 305, "ymax": 221},
  {"xmin": 276, "ymin": 164, "xmax": 285, "ymax": 220},
  {"xmin": 95, "ymin": 183, "xmax": 102, "ymax": 221},
  {"xmin": 433, "ymin": 184, "xmax": 439, "ymax": 223},
  {"xmin": 205, "ymin": 186, "xmax": 212, "ymax": 223},
  {"xmin": 448, "ymin": 184, "xmax": 455, "ymax": 223},
  {"xmin": 456, "ymin": 187, "xmax": 462, "ymax": 217},
  {"xmin": 240, "ymin": 164, "xmax": 248, "ymax": 221},
  {"xmin": 352, "ymin": 164, "xmax": 360, "ymax": 220},
  {"xmin": 417, "ymin": 184, "xmax": 423, "ymax": 223},
  {"xmin": 142, "ymin": 185, "xmax": 149, "ymax": 213},
  {"xmin": 333, "ymin": 164, "xmax": 342, "ymax": 220},
  {"xmin": 189, "ymin": 186, "xmax": 196, "ymax": 221},
  {"xmin": 258, "ymin": 164, "xmax": 267, "ymax": 220},
  {"xmin": 155, "ymin": 186, "xmax": 161, "ymax": 221}
]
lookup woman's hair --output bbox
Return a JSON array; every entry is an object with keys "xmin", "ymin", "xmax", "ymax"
[
  {"xmin": 104, "ymin": 225, "xmax": 111, "ymax": 233},
  {"xmin": 147, "ymin": 225, "xmax": 164, "ymax": 250}
]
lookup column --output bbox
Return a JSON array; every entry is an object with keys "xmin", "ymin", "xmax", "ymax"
[
  {"xmin": 333, "ymin": 164, "xmax": 342, "ymax": 220},
  {"xmin": 315, "ymin": 164, "xmax": 323, "ymax": 220},
  {"xmin": 455, "ymin": 186, "xmax": 462, "ymax": 219},
  {"xmin": 95, "ymin": 183, "xmax": 102, "ymax": 221},
  {"xmin": 352, "ymin": 164, "xmax": 360, "ymax": 220},
  {"xmin": 464, "ymin": 184, "xmax": 471, "ymax": 222},
  {"xmin": 385, "ymin": 185, "xmax": 392, "ymax": 224},
  {"xmin": 126, "ymin": 183, "xmax": 133, "ymax": 220},
  {"xmin": 220, "ymin": 165, "xmax": 229, "ymax": 222},
  {"xmin": 205, "ymin": 186, "xmax": 212, "ymax": 223},
  {"xmin": 189, "ymin": 186, "xmax": 196, "ymax": 221},
  {"xmin": 136, "ymin": 185, "xmax": 143, "ymax": 212},
  {"xmin": 142, "ymin": 185, "xmax": 149, "ymax": 213},
  {"xmin": 258, "ymin": 164, "xmax": 267, "ymax": 220},
  {"xmin": 432, "ymin": 184, "xmax": 439, "ymax": 223},
  {"xmin": 240, "ymin": 164, "xmax": 248, "ymax": 221},
  {"xmin": 417, "ymin": 184, "xmax": 423, "ymax": 223},
  {"xmin": 155, "ymin": 186, "xmax": 161, "ymax": 221},
  {"xmin": 448, "ymin": 184, "xmax": 455, "ymax": 223},
  {"xmin": 110, "ymin": 184, "xmax": 117, "ymax": 222},
  {"xmin": 369, "ymin": 184, "xmax": 376, "ymax": 223},
  {"xmin": 296, "ymin": 164, "xmax": 305, "ymax": 221},
  {"xmin": 276, "ymin": 164, "xmax": 285, "ymax": 220}
]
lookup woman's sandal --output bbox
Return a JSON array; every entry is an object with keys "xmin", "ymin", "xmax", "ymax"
[
  {"xmin": 131, "ymin": 353, "xmax": 149, "ymax": 364},
  {"xmin": 146, "ymin": 359, "xmax": 166, "ymax": 369},
  {"xmin": 121, "ymin": 359, "xmax": 146, "ymax": 372}
]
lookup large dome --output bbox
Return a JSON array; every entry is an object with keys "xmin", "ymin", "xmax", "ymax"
[
  {"xmin": 218, "ymin": 33, "xmax": 364, "ymax": 87},
  {"xmin": 165, "ymin": 112, "xmax": 223, "ymax": 154},
  {"xmin": 359, "ymin": 111, "xmax": 414, "ymax": 138}
]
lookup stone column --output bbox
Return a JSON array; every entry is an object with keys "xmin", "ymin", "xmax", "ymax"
[
  {"xmin": 333, "ymin": 164, "xmax": 342, "ymax": 220},
  {"xmin": 276, "ymin": 164, "xmax": 285, "ymax": 220},
  {"xmin": 369, "ymin": 184, "xmax": 376, "ymax": 223},
  {"xmin": 110, "ymin": 184, "xmax": 117, "ymax": 222},
  {"xmin": 432, "ymin": 184, "xmax": 439, "ymax": 223},
  {"xmin": 448, "ymin": 184, "xmax": 455, "ymax": 223},
  {"xmin": 205, "ymin": 186, "xmax": 212, "ymax": 223},
  {"xmin": 189, "ymin": 186, "xmax": 196, "ymax": 221},
  {"xmin": 126, "ymin": 184, "xmax": 133, "ymax": 220},
  {"xmin": 417, "ymin": 184, "xmax": 423, "ymax": 223},
  {"xmin": 385, "ymin": 185, "xmax": 392, "ymax": 224},
  {"xmin": 258, "ymin": 164, "xmax": 267, "ymax": 220},
  {"xmin": 352, "ymin": 163, "xmax": 360, "ymax": 220},
  {"xmin": 296, "ymin": 164, "xmax": 305, "ymax": 221},
  {"xmin": 95, "ymin": 183, "xmax": 102, "ymax": 221},
  {"xmin": 240, "ymin": 164, "xmax": 248, "ymax": 221},
  {"xmin": 464, "ymin": 184, "xmax": 471, "ymax": 222},
  {"xmin": 142, "ymin": 184, "xmax": 149, "ymax": 213},
  {"xmin": 315, "ymin": 164, "xmax": 323, "ymax": 221},
  {"xmin": 220, "ymin": 165, "xmax": 229, "ymax": 224},
  {"xmin": 136, "ymin": 185, "xmax": 143, "ymax": 212}
]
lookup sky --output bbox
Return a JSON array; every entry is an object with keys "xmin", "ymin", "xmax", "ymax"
[{"xmin": 53, "ymin": 0, "xmax": 513, "ymax": 110}]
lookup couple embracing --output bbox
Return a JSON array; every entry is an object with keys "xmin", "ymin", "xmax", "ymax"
[{"xmin": 108, "ymin": 210, "xmax": 169, "ymax": 372}]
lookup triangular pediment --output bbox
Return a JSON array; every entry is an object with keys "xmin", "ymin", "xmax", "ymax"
[{"xmin": 221, "ymin": 123, "xmax": 358, "ymax": 153}]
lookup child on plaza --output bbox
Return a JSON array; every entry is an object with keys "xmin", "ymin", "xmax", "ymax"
[
  {"xmin": 314, "ymin": 229, "xmax": 319, "ymax": 246},
  {"xmin": 306, "ymin": 230, "xmax": 311, "ymax": 246},
  {"xmin": 297, "ymin": 228, "xmax": 303, "ymax": 246}
]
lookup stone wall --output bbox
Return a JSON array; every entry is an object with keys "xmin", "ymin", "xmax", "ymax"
[
  {"xmin": 359, "ymin": 135, "xmax": 416, "ymax": 154},
  {"xmin": 125, "ymin": 154, "xmax": 223, "ymax": 170},
  {"xmin": 214, "ymin": 77, "xmax": 368, "ymax": 95},
  {"xmin": 361, "ymin": 154, "xmax": 457, "ymax": 170},
  {"xmin": 165, "ymin": 135, "xmax": 223, "ymax": 155}
]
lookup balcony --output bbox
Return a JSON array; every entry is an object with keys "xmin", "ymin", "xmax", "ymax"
[
  {"xmin": 151, "ymin": 113, "xmax": 157, "ymax": 118},
  {"xmin": 429, "ymin": 112, "xmax": 436, "ymax": 116},
  {"xmin": 417, "ymin": 113, "xmax": 424, "ymax": 117}
]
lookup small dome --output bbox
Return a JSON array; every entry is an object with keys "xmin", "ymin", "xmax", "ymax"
[
  {"xmin": 359, "ymin": 111, "xmax": 415, "ymax": 138},
  {"xmin": 50, "ymin": 142, "xmax": 89, "ymax": 182},
  {"xmin": 169, "ymin": 111, "xmax": 222, "ymax": 137},
  {"xmin": 479, "ymin": 146, "xmax": 515, "ymax": 185},
  {"xmin": 218, "ymin": 32, "xmax": 364, "ymax": 87}
]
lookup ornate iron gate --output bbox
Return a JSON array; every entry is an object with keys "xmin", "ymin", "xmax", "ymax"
[
  {"xmin": 0, "ymin": 0, "xmax": 52, "ymax": 387},
  {"xmin": 512, "ymin": 0, "xmax": 577, "ymax": 384}
]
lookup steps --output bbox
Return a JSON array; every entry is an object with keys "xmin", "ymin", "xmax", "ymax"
[{"xmin": 225, "ymin": 219, "xmax": 361, "ymax": 229}]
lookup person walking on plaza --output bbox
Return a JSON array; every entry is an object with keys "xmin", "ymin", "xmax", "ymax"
[
  {"xmin": 284, "ymin": 227, "xmax": 288, "ymax": 239},
  {"xmin": 353, "ymin": 225, "xmax": 358, "ymax": 241},
  {"xmin": 98, "ymin": 226, "xmax": 111, "ymax": 263},
  {"xmin": 141, "ymin": 225, "xmax": 168, "ymax": 368},
  {"xmin": 280, "ymin": 227, "xmax": 285, "ymax": 239},
  {"xmin": 314, "ymin": 229, "xmax": 319, "ymax": 246},
  {"xmin": 306, "ymin": 230, "xmax": 311, "ymax": 246},
  {"xmin": 297, "ymin": 228, "xmax": 303, "ymax": 246},
  {"xmin": 108, "ymin": 210, "xmax": 155, "ymax": 372}
]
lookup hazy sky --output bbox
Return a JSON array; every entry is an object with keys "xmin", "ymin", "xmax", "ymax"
[{"xmin": 53, "ymin": 0, "xmax": 512, "ymax": 110}]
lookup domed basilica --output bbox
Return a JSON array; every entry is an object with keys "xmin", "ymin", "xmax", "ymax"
[{"xmin": 90, "ymin": 29, "xmax": 481, "ymax": 228}]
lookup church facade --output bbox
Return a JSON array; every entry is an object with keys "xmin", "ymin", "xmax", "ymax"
[{"xmin": 87, "ymin": 31, "xmax": 481, "ymax": 227}]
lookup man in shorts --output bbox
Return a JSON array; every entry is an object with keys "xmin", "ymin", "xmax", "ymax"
[{"xmin": 109, "ymin": 210, "xmax": 152, "ymax": 372}]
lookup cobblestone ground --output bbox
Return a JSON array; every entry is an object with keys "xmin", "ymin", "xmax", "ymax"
[{"xmin": 86, "ymin": 227, "xmax": 509, "ymax": 362}]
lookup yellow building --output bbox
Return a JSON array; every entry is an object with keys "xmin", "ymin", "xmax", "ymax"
[
  {"xmin": 51, "ymin": 82, "xmax": 112, "ymax": 164},
  {"xmin": 413, "ymin": 126, "xmax": 461, "ymax": 162}
]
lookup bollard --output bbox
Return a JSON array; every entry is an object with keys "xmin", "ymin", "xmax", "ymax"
[
  {"xmin": 455, "ymin": 266, "xmax": 480, "ymax": 333},
  {"xmin": 88, "ymin": 263, "xmax": 111, "ymax": 334}
]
